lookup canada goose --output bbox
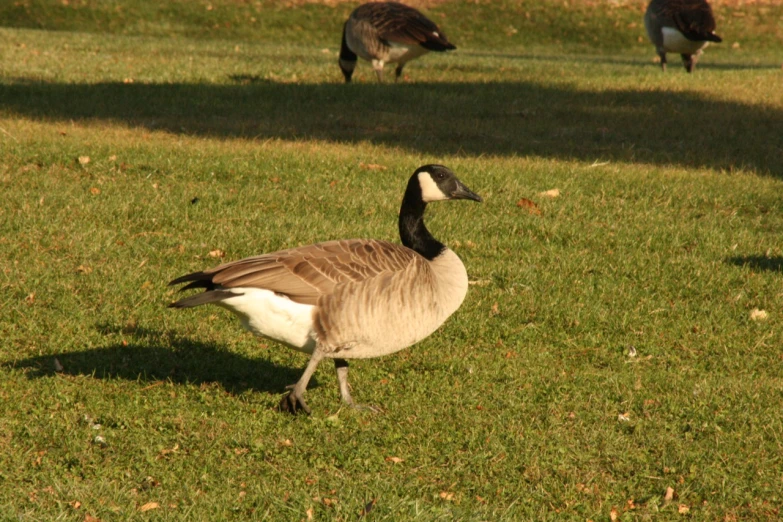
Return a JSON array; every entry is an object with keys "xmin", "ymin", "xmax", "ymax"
[
  {"xmin": 168, "ymin": 165, "xmax": 482, "ymax": 414},
  {"xmin": 339, "ymin": 2, "xmax": 456, "ymax": 83},
  {"xmin": 644, "ymin": 0, "xmax": 722, "ymax": 73}
]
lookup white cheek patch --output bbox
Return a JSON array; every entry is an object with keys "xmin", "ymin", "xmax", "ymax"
[{"xmin": 418, "ymin": 172, "xmax": 448, "ymax": 202}]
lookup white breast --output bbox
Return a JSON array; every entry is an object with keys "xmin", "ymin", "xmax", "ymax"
[
  {"xmin": 216, "ymin": 288, "xmax": 316, "ymax": 354},
  {"xmin": 662, "ymin": 27, "xmax": 709, "ymax": 54}
]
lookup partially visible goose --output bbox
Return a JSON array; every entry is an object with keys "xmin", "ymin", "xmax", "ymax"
[
  {"xmin": 339, "ymin": 2, "xmax": 456, "ymax": 83},
  {"xmin": 644, "ymin": 0, "xmax": 722, "ymax": 73},
  {"xmin": 169, "ymin": 165, "xmax": 482, "ymax": 414}
]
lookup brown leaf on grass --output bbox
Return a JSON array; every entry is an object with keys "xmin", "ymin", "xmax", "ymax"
[
  {"xmin": 70, "ymin": 500, "xmax": 82, "ymax": 509},
  {"xmin": 490, "ymin": 302, "xmax": 499, "ymax": 315},
  {"xmin": 76, "ymin": 265, "xmax": 92, "ymax": 274},
  {"xmin": 664, "ymin": 486, "xmax": 675, "ymax": 503},
  {"xmin": 439, "ymin": 491, "xmax": 454, "ymax": 501},
  {"xmin": 208, "ymin": 249, "xmax": 225, "ymax": 258},
  {"xmin": 359, "ymin": 162, "xmax": 387, "ymax": 171},
  {"xmin": 359, "ymin": 499, "xmax": 376, "ymax": 517},
  {"xmin": 54, "ymin": 358, "xmax": 64, "ymax": 372},
  {"xmin": 385, "ymin": 456, "xmax": 404, "ymax": 464},
  {"xmin": 90, "ymin": 187, "xmax": 101, "ymax": 195},
  {"xmin": 78, "ymin": 156, "xmax": 90, "ymax": 165},
  {"xmin": 279, "ymin": 439, "xmax": 293, "ymax": 447},
  {"xmin": 139, "ymin": 502, "xmax": 160, "ymax": 512},
  {"xmin": 539, "ymin": 188, "xmax": 561, "ymax": 198},
  {"xmin": 516, "ymin": 198, "xmax": 541, "ymax": 215},
  {"xmin": 322, "ymin": 497, "xmax": 337, "ymax": 507},
  {"xmin": 84, "ymin": 515, "xmax": 101, "ymax": 522},
  {"xmin": 750, "ymin": 308, "xmax": 768, "ymax": 321},
  {"xmin": 306, "ymin": 507, "xmax": 314, "ymax": 520},
  {"xmin": 25, "ymin": 293, "xmax": 35, "ymax": 304},
  {"xmin": 610, "ymin": 506, "xmax": 619, "ymax": 521},
  {"xmin": 678, "ymin": 504, "xmax": 690, "ymax": 514}
]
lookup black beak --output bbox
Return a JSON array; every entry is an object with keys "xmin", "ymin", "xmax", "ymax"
[{"xmin": 451, "ymin": 180, "xmax": 483, "ymax": 203}]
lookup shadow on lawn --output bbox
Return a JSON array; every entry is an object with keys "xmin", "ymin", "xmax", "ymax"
[
  {"xmin": 0, "ymin": 77, "xmax": 781, "ymax": 176},
  {"xmin": 727, "ymin": 255, "xmax": 783, "ymax": 273},
  {"xmin": 4, "ymin": 330, "xmax": 308, "ymax": 395}
]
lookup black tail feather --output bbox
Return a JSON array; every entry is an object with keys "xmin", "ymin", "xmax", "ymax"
[{"xmin": 168, "ymin": 290, "xmax": 240, "ymax": 309}]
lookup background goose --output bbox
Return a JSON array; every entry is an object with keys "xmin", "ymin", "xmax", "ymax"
[
  {"xmin": 644, "ymin": 0, "xmax": 722, "ymax": 73},
  {"xmin": 339, "ymin": 2, "xmax": 456, "ymax": 83},
  {"xmin": 169, "ymin": 165, "xmax": 481, "ymax": 414}
]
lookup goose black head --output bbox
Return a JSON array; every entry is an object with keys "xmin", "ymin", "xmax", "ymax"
[{"xmin": 414, "ymin": 165, "xmax": 483, "ymax": 204}]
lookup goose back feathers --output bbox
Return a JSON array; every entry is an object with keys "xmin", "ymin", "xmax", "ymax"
[
  {"xmin": 169, "ymin": 165, "xmax": 481, "ymax": 413},
  {"xmin": 645, "ymin": 0, "xmax": 722, "ymax": 72},
  {"xmin": 339, "ymin": 2, "xmax": 456, "ymax": 83}
]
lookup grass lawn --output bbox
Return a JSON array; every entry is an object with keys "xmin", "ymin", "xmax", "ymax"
[{"xmin": 2, "ymin": 0, "xmax": 783, "ymax": 519}]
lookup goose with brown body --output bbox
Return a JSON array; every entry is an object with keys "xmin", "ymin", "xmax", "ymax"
[
  {"xmin": 169, "ymin": 165, "xmax": 481, "ymax": 414},
  {"xmin": 339, "ymin": 2, "xmax": 456, "ymax": 83},
  {"xmin": 644, "ymin": 0, "xmax": 722, "ymax": 73}
]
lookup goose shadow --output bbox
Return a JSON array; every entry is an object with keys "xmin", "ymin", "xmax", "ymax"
[
  {"xmin": 0, "ymin": 76, "xmax": 781, "ymax": 176},
  {"xmin": 726, "ymin": 255, "xmax": 783, "ymax": 273},
  {"xmin": 3, "ymin": 328, "xmax": 309, "ymax": 395}
]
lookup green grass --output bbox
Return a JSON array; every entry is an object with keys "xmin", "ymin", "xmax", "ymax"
[{"xmin": 2, "ymin": 0, "xmax": 783, "ymax": 519}]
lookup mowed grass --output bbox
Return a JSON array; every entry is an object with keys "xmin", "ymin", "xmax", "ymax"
[{"xmin": 2, "ymin": 0, "xmax": 783, "ymax": 519}]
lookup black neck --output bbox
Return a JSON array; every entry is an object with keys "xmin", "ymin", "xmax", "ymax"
[
  {"xmin": 398, "ymin": 178, "xmax": 445, "ymax": 261},
  {"xmin": 339, "ymin": 24, "xmax": 357, "ymax": 62}
]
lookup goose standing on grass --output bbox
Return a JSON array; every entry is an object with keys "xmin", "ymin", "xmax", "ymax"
[
  {"xmin": 644, "ymin": 0, "xmax": 722, "ymax": 73},
  {"xmin": 168, "ymin": 165, "xmax": 482, "ymax": 414},
  {"xmin": 339, "ymin": 2, "xmax": 456, "ymax": 83}
]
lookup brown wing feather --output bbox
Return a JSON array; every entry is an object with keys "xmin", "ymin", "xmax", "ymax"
[
  {"xmin": 354, "ymin": 2, "xmax": 454, "ymax": 50},
  {"xmin": 196, "ymin": 239, "xmax": 420, "ymax": 305},
  {"xmin": 652, "ymin": 0, "xmax": 718, "ymax": 40}
]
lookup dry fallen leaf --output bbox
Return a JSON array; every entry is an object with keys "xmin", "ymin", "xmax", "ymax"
[
  {"xmin": 208, "ymin": 249, "xmax": 225, "ymax": 258},
  {"xmin": 439, "ymin": 491, "xmax": 454, "ymax": 501},
  {"xmin": 84, "ymin": 515, "xmax": 101, "ymax": 522},
  {"xmin": 385, "ymin": 456, "xmax": 404, "ymax": 464},
  {"xmin": 539, "ymin": 188, "xmax": 561, "ymax": 198},
  {"xmin": 78, "ymin": 156, "xmax": 90, "ymax": 165},
  {"xmin": 516, "ymin": 198, "xmax": 541, "ymax": 215},
  {"xmin": 664, "ymin": 486, "xmax": 675, "ymax": 503},
  {"xmin": 54, "ymin": 358, "xmax": 64, "ymax": 372},
  {"xmin": 618, "ymin": 412, "xmax": 630, "ymax": 422},
  {"xmin": 279, "ymin": 439, "xmax": 293, "ymax": 447},
  {"xmin": 359, "ymin": 499, "xmax": 376, "ymax": 517},
  {"xmin": 610, "ymin": 507, "xmax": 619, "ymax": 521},
  {"xmin": 90, "ymin": 187, "xmax": 101, "ymax": 195},
  {"xmin": 139, "ymin": 502, "xmax": 160, "ymax": 512},
  {"xmin": 678, "ymin": 504, "xmax": 690, "ymax": 514},
  {"xmin": 306, "ymin": 507, "xmax": 314, "ymax": 520},
  {"xmin": 750, "ymin": 308, "xmax": 768, "ymax": 321},
  {"xmin": 323, "ymin": 497, "xmax": 337, "ymax": 507},
  {"xmin": 359, "ymin": 162, "xmax": 387, "ymax": 171},
  {"xmin": 70, "ymin": 500, "xmax": 82, "ymax": 509}
]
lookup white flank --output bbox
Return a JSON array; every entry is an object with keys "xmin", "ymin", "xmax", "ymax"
[
  {"xmin": 216, "ymin": 288, "xmax": 316, "ymax": 353},
  {"xmin": 418, "ymin": 171, "xmax": 448, "ymax": 202},
  {"xmin": 662, "ymin": 27, "xmax": 709, "ymax": 54}
]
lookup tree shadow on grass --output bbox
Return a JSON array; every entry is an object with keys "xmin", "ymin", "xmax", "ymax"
[
  {"xmin": 0, "ymin": 77, "xmax": 781, "ymax": 176},
  {"xmin": 3, "ymin": 329, "xmax": 309, "ymax": 396},
  {"xmin": 726, "ymin": 255, "xmax": 783, "ymax": 273}
]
